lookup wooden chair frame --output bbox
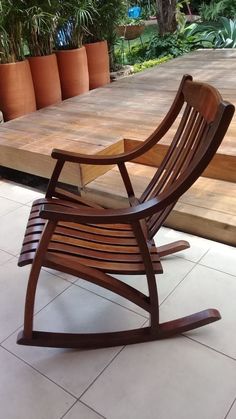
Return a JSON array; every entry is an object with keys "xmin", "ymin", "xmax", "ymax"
[{"xmin": 17, "ymin": 75, "xmax": 235, "ymax": 348}]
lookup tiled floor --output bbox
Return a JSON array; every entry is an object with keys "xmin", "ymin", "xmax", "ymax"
[{"xmin": 0, "ymin": 178, "xmax": 235, "ymax": 419}]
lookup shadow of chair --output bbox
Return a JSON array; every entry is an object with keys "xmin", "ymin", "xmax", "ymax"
[{"xmin": 17, "ymin": 74, "xmax": 235, "ymax": 348}]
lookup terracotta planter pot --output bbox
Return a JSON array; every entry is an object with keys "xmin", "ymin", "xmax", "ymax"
[
  {"xmin": 85, "ymin": 40, "xmax": 110, "ymax": 90},
  {"xmin": 0, "ymin": 60, "xmax": 36, "ymax": 121},
  {"xmin": 56, "ymin": 46, "xmax": 89, "ymax": 99},
  {"xmin": 28, "ymin": 54, "xmax": 62, "ymax": 109}
]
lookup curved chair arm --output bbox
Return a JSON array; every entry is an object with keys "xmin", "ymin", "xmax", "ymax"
[
  {"xmin": 50, "ymin": 76, "xmax": 190, "ymax": 166},
  {"xmin": 51, "ymin": 147, "xmax": 143, "ymax": 165},
  {"xmin": 39, "ymin": 199, "xmax": 161, "ymax": 224},
  {"xmin": 46, "ymin": 75, "xmax": 190, "ymax": 199}
]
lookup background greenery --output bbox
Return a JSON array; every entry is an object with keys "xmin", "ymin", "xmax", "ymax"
[{"xmin": 0, "ymin": 0, "xmax": 236, "ymax": 71}]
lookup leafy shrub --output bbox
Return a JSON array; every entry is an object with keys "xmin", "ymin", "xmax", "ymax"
[
  {"xmin": 118, "ymin": 16, "xmax": 145, "ymax": 26},
  {"xmin": 115, "ymin": 27, "xmax": 202, "ymax": 67},
  {"xmin": 125, "ymin": 42, "xmax": 149, "ymax": 63},
  {"xmin": 190, "ymin": 0, "xmax": 211, "ymax": 14},
  {"xmin": 187, "ymin": 17, "xmax": 236, "ymax": 48},
  {"xmin": 133, "ymin": 56, "xmax": 172, "ymax": 73},
  {"xmin": 200, "ymin": 0, "xmax": 236, "ymax": 22},
  {"xmin": 140, "ymin": 2, "xmax": 157, "ymax": 20},
  {"xmin": 145, "ymin": 32, "xmax": 201, "ymax": 60}
]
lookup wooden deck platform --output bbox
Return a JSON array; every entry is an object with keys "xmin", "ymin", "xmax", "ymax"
[{"xmin": 0, "ymin": 49, "xmax": 235, "ymax": 245}]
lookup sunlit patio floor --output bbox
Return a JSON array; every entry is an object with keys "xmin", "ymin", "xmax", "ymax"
[{"xmin": 0, "ymin": 176, "xmax": 235, "ymax": 419}]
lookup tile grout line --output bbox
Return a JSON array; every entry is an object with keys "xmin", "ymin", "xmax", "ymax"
[
  {"xmin": 78, "ymin": 317, "xmax": 147, "ymax": 401},
  {"xmin": 224, "ymin": 397, "xmax": 236, "ymax": 419},
  {"xmin": 196, "ymin": 246, "xmax": 236, "ymax": 277},
  {"xmin": 185, "ymin": 335, "xmax": 236, "ymax": 362},
  {"xmin": 0, "ymin": 345, "xmax": 77, "ymax": 399},
  {"xmin": 41, "ymin": 267, "xmax": 78, "ymax": 285},
  {"xmin": 74, "ymin": 281, "xmax": 148, "ymax": 319},
  {"xmin": 60, "ymin": 400, "xmax": 79, "ymax": 419},
  {"xmin": 78, "ymin": 345, "xmax": 126, "ymax": 401},
  {"xmin": 0, "ymin": 314, "xmax": 147, "ymax": 408},
  {"xmin": 0, "ymin": 282, "xmax": 74, "ymax": 346},
  {"xmin": 198, "ymin": 261, "xmax": 236, "ymax": 279},
  {"xmin": 0, "ymin": 249, "xmax": 19, "ymax": 258},
  {"xmin": 197, "ymin": 247, "xmax": 211, "ymax": 264},
  {"xmin": 160, "ymin": 245, "xmax": 236, "ymax": 309},
  {"xmin": 60, "ymin": 400, "xmax": 107, "ymax": 419},
  {"xmin": 159, "ymin": 259, "xmax": 199, "ymax": 307},
  {"xmin": 79, "ymin": 401, "xmax": 107, "ymax": 419}
]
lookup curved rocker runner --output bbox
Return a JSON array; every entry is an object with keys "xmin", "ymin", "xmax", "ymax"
[{"xmin": 17, "ymin": 75, "xmax": 235, "ymax": 348}]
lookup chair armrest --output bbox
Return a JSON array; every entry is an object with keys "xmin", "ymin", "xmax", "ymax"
[
  {"xmin": 39, "ymin": 199, "xmax": 159, "ymax": 224},
  {"xmin": 51, "ymin": 128, "xmax": 167, "ymax": 165},
  {"xmin": 51, "ymin": 76, "xmax": 189, "ymax": 167},
  {"xmin": 51, "ymin": 148, "xmax": 135, "ymax": 165}
]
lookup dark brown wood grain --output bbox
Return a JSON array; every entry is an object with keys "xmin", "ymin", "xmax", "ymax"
[{"xmin": 17, "ymin": 75, "xmax": 234, "ymax": 348}]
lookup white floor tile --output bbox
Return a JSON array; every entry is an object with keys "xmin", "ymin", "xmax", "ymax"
[
  {"xmin": 155, "ymin": 227, "xmax": 213, "ymax": 262},
  {"xmin": 31, "ymin": 284, "xmax": 145, "ymax": 335},
  {"xmin": 0, "ymin": 179, "xmax": 43, "ymax": 204},
  {"xmin": 3, "ymin": 332, "xmax": 122, "ymax": 399},
  {"xmin": 0, "ymin": 205, "xmax": 31, "ymax": 255},
  {"xmin": 82, "ymin": 337, "xmax": 236, "ymax": 419},
  {"xmin": 0, "ymin": 258, "xmax": 71, "ymax": 342},
  {"xmin": 227, "ymin": 400, "xmax": 236, "ymax": 419},
  {"xmin": 0, "ymin": 179, "xmax": 235, "ymax": 419},
  {"xmin": 3, "ymin": 285, "xmax": 144, "ymax": 397},
  {"xmin": 200, "ymin": 244, "xmax": 236, "ymax": 276},
  {"xmin": 0, "ymin": 196, "xmax": 22, "ymax": 216},
  {"xmin": 63, "ymin": 402, "xmax": 104, "ymax": 419},
  {"xmin": 160, "ymin": 264, "xmax": 236, "ymax": 358},
  {"xmin": 42, "ymin": 267, "xmax": 78, "ymax": 283},
  {"xmin": 76, "ymin": 257, "xmax": 194, "ymax": 316},
  {"xmin": 0, "ymin": 249, "xmax": 14, "ymax": 265},
  {"xmin": 0, "ymin": 346, "xmax": 75, "ymax": 419}
]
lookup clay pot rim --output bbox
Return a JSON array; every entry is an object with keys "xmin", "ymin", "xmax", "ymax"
[
  {"xmin": 28, "ymin": 53, "xmax": 57, "ymax": 60},
  {"xmin": 0, "ymin": 59, "xmax": 28, "ymax": 66},
  {"xmin": 55, "ymin": 46, "xmax": 85, "ymax": 54},
  {"xmin": 85, "ymin": 40, "xmax": 107, "ymax": 48}
]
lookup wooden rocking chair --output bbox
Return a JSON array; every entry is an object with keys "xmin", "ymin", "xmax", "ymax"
[{"xmin": 17, "ymin": 75, "xmax": 235, "ymax": 348}]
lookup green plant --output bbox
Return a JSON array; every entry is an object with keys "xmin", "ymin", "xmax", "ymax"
[
  {"xmin": 84, "ymin": 0, "xmax": 126, "ymax": 44},
  {"xmin": 145, "ymin": 31, "xmax": 201, "ymax": 60},
  {"xmin": 118, "ymin": 16, "xmax": 145, "ymax": 26},
  {"xmin": 140, "ymin": 1, "xmax": 156, "ymax": 20},
  {"xmin": 176, "ymin": 1, "xmax": 190, "ymax": 32},
  {"xmin": 55, "ymin": 0, "xmax": 95, "ymax": 49},
  {"xmin": 122, "ymin": 42, "xmax": 148, "ymax": 64},
  {"xmin": 24, "ymin": 1, "xmax": 59, "ymax": 56},
  {"xmin": 187, "ymin": 17, "xmax": 236, "ymax": 48},
  {"xmin": 190, "ymin": 0, "xmax": 210, "ymax": 14},
  {"xmin": 133, "ymin": 55, "xmax": 172, "ymax": 72},
  {"xmin": 0, "ymin": 0, "xmax": 26, "ymax": 63},
  {"xmin": 200, "ymin": 0, "xmax": 236, "ymax": 22},
  {"xmin": 84, "ymin": 0, "xmax": 127, "ymax": 71}
]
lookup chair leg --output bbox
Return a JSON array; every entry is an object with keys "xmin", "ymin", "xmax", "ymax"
[
  {"xmin": 22, "ymin": 261, "xmax": 42, "ymax": 339},
  {"xmin": 157, "ymin": 240, "xmax": 190, "ymax": 257},
  {"xmin": 20, "ymin": 220, "xmax": 56, "ymax": 340}
]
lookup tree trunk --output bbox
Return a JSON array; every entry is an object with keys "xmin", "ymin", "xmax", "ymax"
[{"xmin": 156, "ymin": 0, "xmax": 177, "ymax": 36}]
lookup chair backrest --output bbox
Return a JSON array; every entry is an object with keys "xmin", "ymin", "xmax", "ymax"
[{"xmin": 140, "ymin": 75, "xmax": 235, "ymax": 239}]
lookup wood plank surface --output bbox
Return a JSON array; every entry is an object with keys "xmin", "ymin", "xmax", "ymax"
[
  {"xmin": 82, "ymin": 162, "xmax": 236, "ymax": 246},
  {"xmin": 0, "ymin": 49, "xmax": 235, "ymax": 181},
  {"xmin": 0, "ymin": 49, "xmax": 235, "ymax": 243}
]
